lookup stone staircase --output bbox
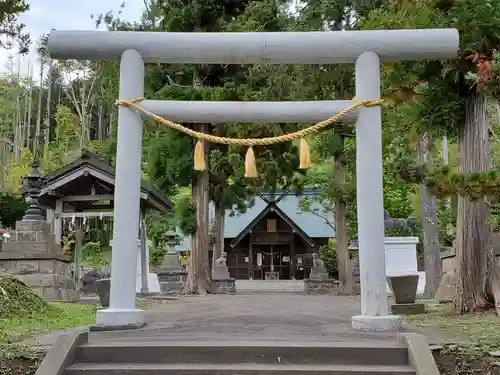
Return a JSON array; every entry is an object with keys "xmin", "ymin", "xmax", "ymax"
[{"xmin": 60, "ymin": 339, "xmax": 418, "ymax": 375}]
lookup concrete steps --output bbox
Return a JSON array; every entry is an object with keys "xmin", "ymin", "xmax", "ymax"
[
  {"xmin": 64, "ymin": 340, "xmax": 416, "ymax": 375},
  {"xmin": 66, "ymin": 363, "xmax": 416, "ymax": 375}
]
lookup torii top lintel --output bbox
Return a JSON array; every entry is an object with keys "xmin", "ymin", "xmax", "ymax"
[{"xmin": 47, "ymin": 29, "xmax": 459, "ymax": 64}]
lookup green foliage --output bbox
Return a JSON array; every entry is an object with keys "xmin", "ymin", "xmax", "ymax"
[
  {"xmin": 0, "ymin": 277, "xmax": 52, "ymax": 322},
  {"xmin": 0, "ymin": 193, "xmax": 26, "ymax": 228},
  {"xmin": 81, "ymin": 241, "xmax": 111, "ymax": 268},
  {"xmin": 393, "ymin": 153, "xmax": 500, "ymax": 200},
  {"xmin": 172, "ymin": 188, "xmax": 196, "ymax": 236},
  {"xmin": 146, "ymin": 129, "xmax": 194, "ymax": 196},
  {"xmin": 43, "ymin": 105, "xmax": 81, "ymax": 173},
  {"xmin": 319, "ymin": 238, "xmax": 337, "ymax": 276},
  {"xmin": 0, "ymin": 0, "xmax": 30, "ymax": 53}
]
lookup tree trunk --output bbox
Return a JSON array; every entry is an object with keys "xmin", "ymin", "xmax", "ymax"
[
  {"xmin": 98, "ymin": 101, "xmax": 104, "ymax": 140},
  {"xmin": 34, "ymin": 61, "xmax": 44, "ymax": 156},
  {"xmin": 14, "ymin": 56, "xmax": 22, "ymax": 161},
  {"xmin": 213, "ymin": 204, "xmax": 225, "ymax": 260},
  {"xmin": 454, "ymin": 90, "xmax": 500, "ymax": 314},
  {"xmin": 334, "ymin": 134, "xmax": 353, "ymax": 295},
  {"xmin": 26, "ymin": 64, "xmax": 34, "ymax": 151},
  {"xmin": 43, "ymin": 59, "xmax": 54, "ymax": 162},
  {"xmin": 184, "ymin": 123, "xmax": 211, "ymax": 294},
  {"xmin": 21, "ymin": 62, "xmax": 31, "ymax": 150},
  {"xmin": 419, "ymin": 133, "xmax": 442, "ymax": 298}
]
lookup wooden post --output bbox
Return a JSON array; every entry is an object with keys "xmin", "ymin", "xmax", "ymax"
[
  {"xmin": 248, "ymin": 230, "xmax": 253, "ymax": 280},
  {"xmin": 54, "ymin": 199, "xmax": 63, "ymax": 245},
  {"xmin": 139, "ymin": 212, "xmax": 149, "ymax": 294},
  {"xmin": 74, "ymin": 218, "xmax": 84, "ymax": 299}
]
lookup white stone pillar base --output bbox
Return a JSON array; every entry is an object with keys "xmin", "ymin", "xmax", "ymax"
[
  {"xmin": 351, "ymin": 315, "xmax": 403, "ymax": 332},
  {"xmin": 96, "ymin": 308, "xmax": 145, "ymax": 327}
]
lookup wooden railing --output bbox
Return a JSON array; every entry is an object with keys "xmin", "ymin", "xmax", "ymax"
[{"xmin": 251, "ymin": 231, "xmax": 294, "ymax": 244}]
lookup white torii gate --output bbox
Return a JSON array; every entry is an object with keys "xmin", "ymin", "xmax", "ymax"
[{"xmin": 47, "ymin": 29, "xmax": 459, "ymax": 331}]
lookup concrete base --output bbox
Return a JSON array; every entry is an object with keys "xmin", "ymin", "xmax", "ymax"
[
  {"xmin": 351, "ymin": 314, "xmax": 403, "ymax": 332},
  {"xmin": 95, "ymin": 307, "xmax": 145, "ymax": 328},
  {"xmin": 304, "ymin": 279, "xmax": 339, "ymax": 295},
  {"xmin": 211, "ymin": 279, "xmax": 236, "ymax": 295},
  {"xmin": 89, "ymin": 322, "xmax": 147, "ymax": 332},
  {"xmin": 391, "ymin": 303, "xmax": 426, "ymax": 315}
]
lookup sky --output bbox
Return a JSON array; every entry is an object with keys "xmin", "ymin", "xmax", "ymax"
[{"xmin": 0, "ymin": 0, "xmax": 144, "ymax": 76}]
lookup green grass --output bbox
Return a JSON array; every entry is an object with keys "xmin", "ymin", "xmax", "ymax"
[
  {"xmin": 404, "ymin": 303, "xmax": 500, "ymax": 349},
  {"xmin": 0, "ymin": 302, "xmax": 97, "ymax": 343}
]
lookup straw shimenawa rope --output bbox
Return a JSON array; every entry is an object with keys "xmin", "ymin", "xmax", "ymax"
[{"xmin": 116, "ymin": 98, "xmax": 382, "ymax": 178}]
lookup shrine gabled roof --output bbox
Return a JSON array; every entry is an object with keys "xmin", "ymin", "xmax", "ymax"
[
  {"xmin": 40, "ymin": 149, "xmax": 172, "ymax": 212},
  {"xmin": 229, "ymin": 200, "xmax": 316, "ymax": 248},
  {"xmin": 173, "ymin": 189, "xmax": 334, "ymax": 252}
]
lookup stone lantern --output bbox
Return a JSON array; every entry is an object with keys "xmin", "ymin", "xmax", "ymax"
[
  {"xmin": 21, "ymin": 159, "xmax": 45, "ymax": 221},
  {"xmin": 165, "ymin": 230, "xmax": 180, "ymax": 253},
  {"xmin": 157, "ymin": 229, "xmax": 186, "ymax": 295}
]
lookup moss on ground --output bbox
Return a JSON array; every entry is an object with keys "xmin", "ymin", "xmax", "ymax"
[
  {"xmin": 404, "ymin": 302, "xmax": 500, "ymax": 374},
  {"xmin": 0, "ymin": 277, "xmax": 97, "ymax": 375},
  {"xmin": 0, "ymin": 276, "xmax": 97, "ymax": 343}
]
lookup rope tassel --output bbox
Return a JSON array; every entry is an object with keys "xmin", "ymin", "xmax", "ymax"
[
  {"xmin": 299, "ymin": 138, "xmax": 310, "ymax": 169},
  {"xmin": 244, "ymin": 147, "xmax": 258, "ymax": 178},
  {"xmin": 194, "ymin": 139, "xmax": 206, "ymax": 171}
]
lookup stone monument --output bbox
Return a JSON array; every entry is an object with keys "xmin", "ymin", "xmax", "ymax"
[
  {"xmin": 211, "ymin": 251, "xmax": 235, "ymax": 295},
  {"xmin": 304, "ymin": 253, "xmax": 339, "ymax": 294},
  {"xmin": 212, "ymin": 252, "xmax": 230, "ymax": 279},
  {"xmin": 387, "ymin": 274, "xmax": 425, "ymax": 314},
  {"xmin": 0, "ymin": 160, "xmax": 77, "ymax": 301},
  {"xmin": 156, "ymin": 230, "xmax": 187, "ymax": 295}
]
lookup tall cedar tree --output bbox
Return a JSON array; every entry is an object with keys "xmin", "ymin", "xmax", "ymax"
[
  {"xmin": 145, "ymin": 0, "xmax": 302, "ymax": 293},
  {"xmin": 363, "ymin": 0, "xmax": 500, "ymax": 314}
]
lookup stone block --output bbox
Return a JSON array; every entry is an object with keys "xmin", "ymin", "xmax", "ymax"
[
  {"xmin": 3, "ymin": 241, "xmax": 51, "ymax": 253},
  {"xmin": 211, "ymin": 279, "xmax": 236, "ymax": 295},
  {"xmin": 436, "ymin": 269, "xmax": 457, "ymax": 303},
  {"xmin": 158, "ymin": 270, "xmax": 187, "ymax": 295},
  {"xmin": 157, "ymin": 252, "xmax": 182, "ymax": 274},
  {"xmin": 0, "ymin": 259, "xmax": 39, "ymax": 274},
  {"xmin": 1, "ymin": 257, "xmax": 76, "ymax": 302},
  {"xmin": 31, "ymin": 286, "xmax": 78, "ymax": 301},
  {"xmin": 304, "ymin": 279, "xmax": 340, "ymax": 295},
  {"xmin": 96, "ymin": 279, "xmax": 110, "ymax": 307},
  {"xmin": 38, "ymin": 259, "xmax": 57, "ymax": 273},
  {"xmin": 55, "ymin": 260, "xmax": 71, "ymax": 276},
  {"xmin": 391, "ymin": 303, "xmax": 426, "ymax": 315},
  {"xmin": 16, "ymin": 231, "xmax": 38, "ymax": 242},
  {"xmin": 15, "ymin": 220, "xmax": 46, "ymax": 232},
  {"xmin": 16, "ymin": 273, "xmax": 66, "ymax": 288},
  {"xmin": 160, "ymin": 281, "xmax": 183, "ymax": 295},
  {"xmin": 387, "ymin": 275, "xmax": 419, "ymax": 304}
]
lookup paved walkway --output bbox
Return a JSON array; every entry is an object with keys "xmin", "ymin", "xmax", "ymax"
[
  {"xmin": 89, "ymin": 294, "xmax": 449, "ymax": 344},
  {"xmin": 20, "ymin": 294, "xmax": 453, "ymax": 348}
]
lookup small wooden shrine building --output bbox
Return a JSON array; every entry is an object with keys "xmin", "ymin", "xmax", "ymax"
[
  {"xmin": 38, "ymin": 149, "xmax": 171, "ymax": 246},
  {"xmin": 175, "ymin": 189, "xmax": 335, "ymax": 280}
]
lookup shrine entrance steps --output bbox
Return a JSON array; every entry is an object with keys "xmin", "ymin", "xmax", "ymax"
[
  {"xmin": 236, "ymin": 279, "xmax": 304, "ymax": 293},
  {"xmin": 50, "ymin": 336, "xmax": 423, "ymax": 375}
]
